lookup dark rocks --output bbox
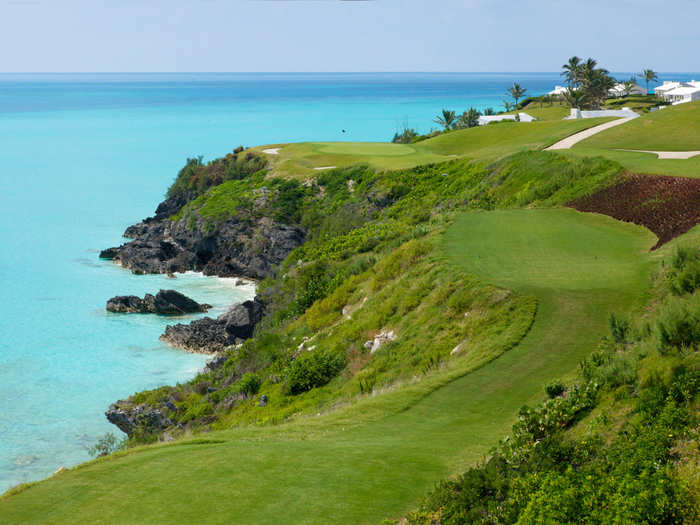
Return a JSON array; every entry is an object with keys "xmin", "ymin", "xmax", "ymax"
[
  {"xmin": 204, "ymin": 353, "xmax": 228, "ymax": 372},
  {"xmin": 106, "ymin": 289, "xmax": 211, "ymax": 315},
  {"xmin": 106, "ymin": 295, "xmax": 149, "ymax": 313},
  {"xmin": 99, "ymin": 247, "xmax": 119, "ymax": 259},
  {"xmin": 101, "ymin": 199, "xmax": 305, "ymax": 279},
  {"xmin": 160, "ymin": 297, "xmax": 265, "ymax": 353},
  {"xmin": 105, "ymin": 403, "xmax": 173, "ymax": 437}
]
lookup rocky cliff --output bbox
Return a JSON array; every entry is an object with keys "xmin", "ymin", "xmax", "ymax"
[{"xmin": 100, "ymin": 202, "xmax": 305, "ymax": 279}]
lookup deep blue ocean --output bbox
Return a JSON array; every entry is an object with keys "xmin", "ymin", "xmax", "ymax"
[{"xmin": 1, "ymin": 72, "xmax": 697, "ymax": 492}]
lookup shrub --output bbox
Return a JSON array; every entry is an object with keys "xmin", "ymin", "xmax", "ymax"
[
  {"xmin": 609, "ymin": 313, "xmax": 631, "ymax": 343},
  {"xmin": 284, "ymin": 348, "xmax": 347, "ymax": 395},
  {"xmin": 181, "ymin": 401, "xmax": 214, "ymax": 423},
  {"xmin": 667, "ymin": 246, "xmax": 700, "ymax": 296},
  {"xmin": 166, "ymin": 151, "xmax": 267, "ymax": 200},
  {"xmin": 237, "ymin": 373, "xmax": 262, "ymax": 397},
  {"xmin": 656, "ymin": 293, "xmax": 700, "ymax": 353},
  {"xmin": 545, "ymin": 381, "xmax": 566, "ymax": 398},
  {"xmin": 87, "ymin": 432, "xmax": 126, "ymax": 457},
  {"xmin": 392, "ymin": 128, "xmax": 419, "ymax": 144}
]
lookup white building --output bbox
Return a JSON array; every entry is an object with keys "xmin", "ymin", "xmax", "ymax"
[
  {"xmin": 478, "ymin": 113, "xmax": 536, "ymax": 125},
  {"xmin": 608, "ymin": 82, "xmax": 646, "ymax": 97},
  {"xmin": 565, "ymin": 108, "xmax": 639, "ymax": 120},
  {"xmin": 655, "ymin": 81, "xmax": 700, "ymax": 104},
  {"xmin": 548, "ymin": 85, "xmax": 569, "ymax": 96}
]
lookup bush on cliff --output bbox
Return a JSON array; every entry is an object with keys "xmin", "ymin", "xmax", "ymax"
[
  {"xmin": 166, "ymin": 149, "xmax": 268, "ymax": 200},
  {"xmin": 284, "ymin": 348, "xmax": 347, "ymax": 395}
]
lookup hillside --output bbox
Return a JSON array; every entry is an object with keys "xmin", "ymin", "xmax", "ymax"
[
  {"xmin": 579, "ymin": 100, "xmax": 700, "ymax": 151},
  {"xmin": 1, "ymin": 111, "xmax": 698, "ymax": 524},
  {"xmin": 569, "ymin": 101, "xmax": 700, "ymax": 177}
]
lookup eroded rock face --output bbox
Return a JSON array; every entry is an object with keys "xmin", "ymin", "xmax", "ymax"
[
  {"xmin": 105, "ymin": 403, "xmax": 173, "ymax": 437},
  {"xmin": 106, "ymin": 289, "xmax": 211, "ymax": 315},
  {"xmin": 160, "ymin": 297, "xmax": 265, "ymax": 353},
  {"xmin": 100, "ymin": 209, "xmax": 305, "ymax": 279}
]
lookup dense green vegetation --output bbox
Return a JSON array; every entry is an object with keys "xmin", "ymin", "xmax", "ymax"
[{"xmin": 166, "ymin": 148, "xmax": 268, "ymax": 200}]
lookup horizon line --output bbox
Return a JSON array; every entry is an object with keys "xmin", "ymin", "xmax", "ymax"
[{"xmin": 1, "ymin": 70, "xmax": 698, "ymax": 75}]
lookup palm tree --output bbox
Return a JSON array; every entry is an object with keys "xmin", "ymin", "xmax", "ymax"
[
  {"xmin": 561, "ymin": 56, "xmax": 582, "ymax": 87},
  {"xmin": 483, "ymin": 107, "xmax": 495, "ymax": 116},
  {"xmin": 456, "ymin": 108, "xmax": 481, "ymax": 129},
  {"xmin": 563, "ymin": 88, "xmax": 586, "ymax": 109},
  {"xmin": 578, "ymin": 66, "xmax": 615, "ymax": 108},
  {"xmin": 623, "ymin": 79, "xmax": 637, "ymax": 97},
  {"xmin": 433, "ymin": 109, "xmax": 456, "ymax": 131},
  {"xmin": 507, "ymin": 82, "xmax": 527, "ymax": 110},
  {"xmin": 581, "ymin": 58, "xmax": 598, "ymax": 75},
  {"xmin": 642, "ymin": 69, "xmax": 659, "ymax": 94}
]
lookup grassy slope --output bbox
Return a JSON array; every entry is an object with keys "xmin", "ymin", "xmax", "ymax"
[
  {"xmin": 564, "ymin": 101, "xmax": 700, "ymax": 177},
  {"xmin": 254, "ymin": 118, "xmax": 611, "ymax": 177},
  {"xmin": 564, "ymin": 148, "xmax": 700, "ymax": 178},
  {"xmin": 579, "ymin": 100, "xmax": 700, "ymax": 151},
  {"xmin": 0, "ymin": 209, "xmax": 656, "ymax": 524}
]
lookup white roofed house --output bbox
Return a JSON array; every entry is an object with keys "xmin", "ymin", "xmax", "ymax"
[
  {"xmin": 608, "ymin": 82, "xmax": 646, "ymax": 97},
  {"xmin": 655, "ymin": 81, "xmax": 700, "ymax": 104},
  {"xmin": 655, "ymin": 81, "xmax": 684, "ymax": 99}
]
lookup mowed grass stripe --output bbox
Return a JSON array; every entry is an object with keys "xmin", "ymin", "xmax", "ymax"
[{"xmin": 0, "ymin": 210, "xmax": 656, "ymax": 524}]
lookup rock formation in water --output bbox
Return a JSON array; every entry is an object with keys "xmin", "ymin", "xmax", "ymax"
[
  {"xmin": 106, "ymin": 289, "xmax": 211, "ymax": 315},
  {"xmin": 160, "ymin": 297, "xmax": 265, "ymax": 353}
]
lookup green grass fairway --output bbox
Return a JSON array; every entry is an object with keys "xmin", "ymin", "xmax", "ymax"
[
  {"xmin": 0, "ymin": 210, "xmax": 656, "ymax": 524},
  {"xmin": 565, "ymin": 147, "xmax": 700, "ymax": 178},
  {"xmin": 255, "ymin": 119, "xmax": 612, "ymax": 177},
  {"xmin": 578, "ymin": 100, "xmax": 700, "ymax": 151}
]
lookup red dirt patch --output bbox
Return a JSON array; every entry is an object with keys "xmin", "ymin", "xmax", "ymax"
[{"xmin": 568, "ymin": 174, "xmax": 700, "ymax": 250}]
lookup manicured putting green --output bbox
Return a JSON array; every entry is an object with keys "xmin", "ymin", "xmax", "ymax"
[
  {"xmin": 0, "ymin": 210, "xmax": 656, "ymax": 525},
  {"xmin": 315, "ymin": 142, "xmax": 416, "ymax": 156}
]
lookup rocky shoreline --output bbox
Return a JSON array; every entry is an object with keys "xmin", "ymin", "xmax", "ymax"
[
  {"xmin": 160, "ymin": 297, "xmax": 265, "ymax": 353},
  {"xmin": 99, "ymin": 194, "xmax": 304, "ymax": 279},
  {"xmin": 100, "ymin": 177, "xmax": 305, "ymax": 434}
]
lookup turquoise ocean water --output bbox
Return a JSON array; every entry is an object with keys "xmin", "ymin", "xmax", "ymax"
[{"xmin": 1, "ymin": 72, "xmax": 697, "ymax": 492}]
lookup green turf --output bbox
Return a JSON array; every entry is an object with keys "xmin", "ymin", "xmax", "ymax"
[
  {"xmin": 415, "ymin": 119, "xmax": 611, "ymax": 159},
  {"xmin": 509, "ymin": 103, "xmax": 570, "ymax": 121},
  {"xmin": 255, "ymin": 119, "xmax": 613, "ymax": 178},
  {"xmin": 0, "ymin": 209, "xmax": 657, "ymax": 524},
  {"xmin": 578, "ymin": 100, "xmax": 700, "ymax": 151},
  {"xmin": 564, "ymin": 147, "xmax": 700, "ymax": 178}
]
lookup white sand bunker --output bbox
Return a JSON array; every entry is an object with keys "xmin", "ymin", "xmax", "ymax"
[
  {"xmin": 314, "ymin": 166, "xmax": 336, "ymax": 170},
  {"xmin": 619, "ymin": 149, "xmax": 700, "ymax": 160},
  {"xmin": 262, "ymin": 148, "xmax": 280, "ymax": 155}
]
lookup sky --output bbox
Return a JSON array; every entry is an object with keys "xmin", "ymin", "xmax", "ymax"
[{"xmin": 1, "ymin": 0, "xmax": 698, "ymax": 73}]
